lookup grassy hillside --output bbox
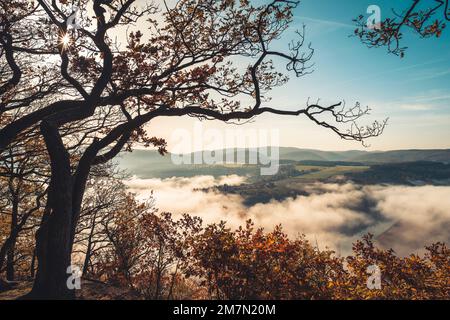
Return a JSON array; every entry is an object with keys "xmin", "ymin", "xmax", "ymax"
[{"xmin": 294, "ymin": 164, "xmax": 370, "ymax": 180}]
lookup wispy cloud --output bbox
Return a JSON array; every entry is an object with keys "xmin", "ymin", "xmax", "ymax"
[
  {"xmin": 411, "ymin": 68, "xmax": 450, "ymax": 82},
  {"xmin": 413, "ymin": 93, "xmax": 450, "ymax": 103},
  {"xmin": 296, "ymin": 16, "xmax": 355, "ymax": 30},
  {"xmin": 398, "ymin": 103, "xmax": 434, "ymax": 111},
  {"xmin": 374, "ymin": 89, "xmax": 450, "ymax": 114},
  {"xmin": 338, "ymin": 58, "xmax": 449, "ymax": 87}
]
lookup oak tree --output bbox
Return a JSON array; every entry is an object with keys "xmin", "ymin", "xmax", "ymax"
[{"xmin": 1, "ymin": 0, "xmax": 384, "ymax": 298}]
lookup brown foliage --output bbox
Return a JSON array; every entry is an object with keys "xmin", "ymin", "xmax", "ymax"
[
  {"xmin": 86, "ymin": 193, "xmax": 203, "ymax": 299},
  {"xmin": 88, "ymin": 199, "xmax": 449, "ymax": 300}
]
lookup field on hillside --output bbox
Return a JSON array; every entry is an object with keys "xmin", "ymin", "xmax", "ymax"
[{"xmin": 294, "ymin": 165, "xmax": 370, "ymax": 181}]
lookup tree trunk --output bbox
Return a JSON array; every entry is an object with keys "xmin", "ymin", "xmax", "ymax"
[
  {"xmin": 82, "ymin": 216, "xmax": 97, "ymax": 276},
  {"xmin": 24, "ymin": 122, "xmax": 75, "ymax": 300},
  {"xmin": 6, "ymin": 246, "xmax": 15, "ymax": 281},
  {"xmin": 28, "ymin": 200, "xmax": 74, "ymax": 299},
  {"xmin": 22, "ymin": 121, "xmax": 100, "ymax": 299},
  {"xmin": 6, "ymin": 195, "xmax": 18, "ymax": 281},
  {"xmin": 0, "ymin": 226, "xmax": 19, "ymax": 279},
  {"xmin": 0, "ymin": 232, "xmax": 18, "ymax": 275},
  {"xmin": 30, "ymin": 249, "xmax": 36, "ymax": 279}
]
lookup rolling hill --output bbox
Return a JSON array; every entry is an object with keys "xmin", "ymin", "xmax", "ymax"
[{"xmin": 116, "ymin": 147, "xmax": 450, "ymax": 178}]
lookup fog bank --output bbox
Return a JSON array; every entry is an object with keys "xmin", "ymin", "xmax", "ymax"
[{"xmin": 125, "ymin": 176, "xmax": 450, "ymax": 256}]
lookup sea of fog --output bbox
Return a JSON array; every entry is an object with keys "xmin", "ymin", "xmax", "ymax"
[{"xmin": 125, "ymin": 175, "xmax": 450, "ymax": 256}]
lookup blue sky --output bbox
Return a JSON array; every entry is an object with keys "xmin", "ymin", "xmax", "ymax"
[{"xmin": 151, "ymin": 0, "xmax": 450, "ymax": 151}]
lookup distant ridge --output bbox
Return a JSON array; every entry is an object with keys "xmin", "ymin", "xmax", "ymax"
[
  {"xmin": 350, "ymin": 149, "xmax": 450, "ymax": 163},
  {"xmin": 117, "ymin": 147, "xmax": 450, "ymax": 178},
  {"xmin": 119, "ymin": 147, "xmax": 450, "ymax": 164}
]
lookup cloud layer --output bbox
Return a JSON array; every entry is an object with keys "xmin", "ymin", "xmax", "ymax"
[{"xmin": 125, "ymin": 176, "xmax": 450, "ymax": 256}]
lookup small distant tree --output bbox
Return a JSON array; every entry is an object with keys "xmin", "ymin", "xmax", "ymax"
[
  {"xmin": 73, "ymin": 163, "xmax": 129, "ymax": 276},
  {"xmin": 133, "ymin": 212, "xmax": 202, "ymax": 299},
  {"xmin": 0, "ymin": 130, "xmax": 48, "ymax": 281},
  {"xmin": 88, "ymin": 194, "xmax": 202, "ymax": 300}
]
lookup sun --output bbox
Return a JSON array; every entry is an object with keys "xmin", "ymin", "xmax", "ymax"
[{"xmin": 60, "ymin": 33, "xmax": 72, "ymax": 48}]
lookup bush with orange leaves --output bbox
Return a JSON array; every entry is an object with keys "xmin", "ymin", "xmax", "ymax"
[
  {"xmin": 185, "ymin": 220, "xmax": 345, "ymax": 300},
  {"xmin": 185, "ymin": 221, "xmax": 449, "ymax": 300},
  {"xmin": 336, "ymin": 235, "xmax": 449, "ymax": 300}
]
